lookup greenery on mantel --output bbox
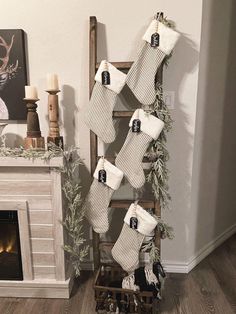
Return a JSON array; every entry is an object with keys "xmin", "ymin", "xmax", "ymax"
[
  {"xmin": 0, "ymin": 145, "xmax": 60, "ymax": 160},
  {"xmin": 0, "ymin": 140, "xmax": 89, "ymax": 276}
]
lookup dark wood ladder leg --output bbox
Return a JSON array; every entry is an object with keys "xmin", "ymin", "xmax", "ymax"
[{"xmin": 89, "ymin": 16, "xmax": 100, "ymax": 271}]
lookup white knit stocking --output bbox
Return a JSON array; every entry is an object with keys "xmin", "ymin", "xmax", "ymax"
[
  {"xmin": 112, "ymin": 203, "xmax": 157, "ymax": 272},
  {"xmin": 84, "ymin": 158, "xmax": 123, "ymax": 233},
  {"xmin": 115, "ymin": 109, "xmax": 164, "ymax": 189},
  {"xmin": 84, "ymin": 60, "xmax": 126, "ymax": 143},
  {"xmin": 126, "ymin": 19, "xmax": 180, "ymax": 105}
]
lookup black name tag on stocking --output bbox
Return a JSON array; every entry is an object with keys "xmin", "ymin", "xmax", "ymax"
[
  {"xmin": 151, "ymin": 33, "xmax": 160, "ymax": 47},
  {"xmin": 98, "ymin": 169, "xmax": 107, "ymax": 183},
  {"xmin": 130, "ymin": 217, "xmax": 138, "ymax": 229},
  {"xmin": 101, "ymin": 71, "xmax": 110, "ymax": 85},
  {"xmin": 132, "ymin": 119, "xmax": 141, "ymax": 133}
]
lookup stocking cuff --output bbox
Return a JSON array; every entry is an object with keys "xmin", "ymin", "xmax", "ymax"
[
  {"xmin": 93, "ymin": 158, "xmax": 123, "ymax": 190},
  {"xmin": 142, "ymin": 20, "xmax": 180, "ymax": 55},
  {"xmin": 95, "ymin": 60, "xmax": 127, "ymax": 94},
  {"xmin": 124, "ymin": 203, "xmax": 157, "ymax": 236},
  {"xmin": 129, "ymin": 109, "xmax": 164, "ymax": 140}
]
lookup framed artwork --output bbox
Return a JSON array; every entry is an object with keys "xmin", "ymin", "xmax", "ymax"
[{"xmin": 0, "ymin": 29, "xmax": 28, "ymax": 121}]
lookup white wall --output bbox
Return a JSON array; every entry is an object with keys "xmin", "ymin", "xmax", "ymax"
[
  {"xmin": 1, "ymin": 1, "xmax": 206, "ymax": 268},
  {"xmin": 189, "ymin": 0, "xmax": 236, "ymax": 267}
]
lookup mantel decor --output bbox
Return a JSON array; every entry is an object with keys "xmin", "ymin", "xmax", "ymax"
[
  {"xmin": 23, "ymin": 96, "xmax": 45, "ymax": 150},
  {"xmin": 46, "ymin": 74, "xmax": 64, "ymax": 149},
  {"xmin": 0, "ymin": 29, "xmax": 27, "ymax": 121},
  {"xmin": 46, "ymin": 89, "xmax": 64, "ymax": 149}
]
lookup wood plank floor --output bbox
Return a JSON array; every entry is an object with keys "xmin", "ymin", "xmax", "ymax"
[{"xmin": 0, "ymin": 234, "xmax": 235, "ymax": 314}]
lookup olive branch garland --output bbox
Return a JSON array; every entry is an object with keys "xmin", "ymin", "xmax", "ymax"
[
  {"xmin": 141, "ymin": 82, "xmax": 174, "ymax": 262},
  {"xmin": 142, "ymin": 16, "xmax": 176, "ymax": 262},
  {"xmin": 147, "ymin": 15, "xmax": 175, "ymax": 210}
]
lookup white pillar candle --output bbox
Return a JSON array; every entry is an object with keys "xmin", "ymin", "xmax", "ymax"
[
  {"xmin": 25, "ymin": 86, "xmax": 38, "ymax": 99},
  {"xmin": 47, "ymin": 73, "xmax": 59, "ymax": 91}
]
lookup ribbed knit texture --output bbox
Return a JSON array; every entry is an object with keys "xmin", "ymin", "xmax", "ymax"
[
  {"xmin": 115, "ymin": 130, "xmax": 152, "ymax": 189},
  {"xmin": 84, "ymin": 179, "xmax": 114, "ymax": 233},
  {"xmin": 126, "ymin": 41, "xmax": 165, "ymax": 105},
  {"xmin": 84, "ymin": 82, "xmax": 117, "ymax": 143},
  {"xmin": 112, "ymin": 223, "xmax": 145, "ymax": 273}
]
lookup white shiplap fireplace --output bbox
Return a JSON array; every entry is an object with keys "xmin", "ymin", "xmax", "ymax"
[{"xmin": 0, "ymin": 157, "xmax": 73, "ymax": 298}]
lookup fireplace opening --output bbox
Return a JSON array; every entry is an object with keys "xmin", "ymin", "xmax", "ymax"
[{"xmin": 0, "ymin": 211, "xmax": 23, "ymax": 280}]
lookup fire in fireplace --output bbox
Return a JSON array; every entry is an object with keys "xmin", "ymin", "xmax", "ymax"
[{"xmin": 0, "ymin": 211, "xmax": 23, "ymax": 280}]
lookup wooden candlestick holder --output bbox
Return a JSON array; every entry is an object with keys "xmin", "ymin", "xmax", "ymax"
[
  {"xmin": 24, "ymin": 98, "xmax": 45, "ymax": 150},
  {"xmin": 46, "ymin": 90, "xmax": 63, "ymax": 149}
]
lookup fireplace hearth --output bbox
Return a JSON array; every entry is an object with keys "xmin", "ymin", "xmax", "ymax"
[
  {"xmin": 0, "ymin": 211, "xmax": 23, "ymax": 280},
  {"xmin": 0, "ymin": 158, "xmax": 72, "ymax": 298}
]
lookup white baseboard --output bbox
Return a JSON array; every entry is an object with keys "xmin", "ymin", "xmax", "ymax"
[
  {"xmin": 163, "ymin": 223, "xmax": 236, "ymax": 273},
  {"xmin": 0, "ymin": 278, "xmax": 73, "ymax": 298},
  {"xmin": 82, "ymin": 224, "xmax": 236, "ymax": 274}
]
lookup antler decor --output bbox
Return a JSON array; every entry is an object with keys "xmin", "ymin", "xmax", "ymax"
[{"xmin": 0, "ymin": 35, "xmax": 18, "ymax": 77}]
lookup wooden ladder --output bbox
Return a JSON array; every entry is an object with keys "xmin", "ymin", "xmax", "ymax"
[{"xmin": 89, "ymin": 16, "xmax": 162, "ymax": 271}]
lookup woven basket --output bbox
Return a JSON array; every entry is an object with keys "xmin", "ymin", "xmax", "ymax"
[{"xmin": 94, "ymin": 264, "xmax": 157, "ymax": 314}]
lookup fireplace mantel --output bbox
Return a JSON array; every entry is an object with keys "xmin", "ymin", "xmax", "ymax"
[{"xmin": 0, "ymin": 157, "xmax": 73, "ymax": 298}]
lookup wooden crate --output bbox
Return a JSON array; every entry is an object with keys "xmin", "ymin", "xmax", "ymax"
[{"xmin": 94, "ymin": 264, "xmax": 157, "ymax": 314}]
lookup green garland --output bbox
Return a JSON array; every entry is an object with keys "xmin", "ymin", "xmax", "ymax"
[
  {"xmin": 143, "ymin": 16, "xmax": 175, "ymax": 262},
  {"xmin": 0, "ymin": 141, "xmax": 88, "ymax": 276},
  {"xmin": 59, "ymin": 146, "xmax": 89, "ymax": 276},
  {"xmin": 147, "ymin": 81, "xmax": 173, "ymax": 210},
  {"xmin": 147, "ymin": 15, "xmax": 174, "ymax": 210},
  {"xmin": 0, "ymin": 142, "xmax": 61, "ymax": 160}
]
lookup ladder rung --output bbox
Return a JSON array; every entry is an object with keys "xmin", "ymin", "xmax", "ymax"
[
  {"xmin": 97, "ymin": 156, "xmax": 151, "ymax": 163},
  {"xmin": 99, "ymin": 242, "xmax": 114, "ymax": 249},
  {"xmin": 98, "ymin": 156, "xmax": 115, "ymax": 163},
  {"xmin": 96, "ymin": 61, "xmax": 133, "ymax": 70},
  {"xmin": 113, "ymin": 111, "xmax": 134, "ymax": 118},
  {"xmin": 110, "ymin": 199, "xmax": 155, "ymax": 208}
]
